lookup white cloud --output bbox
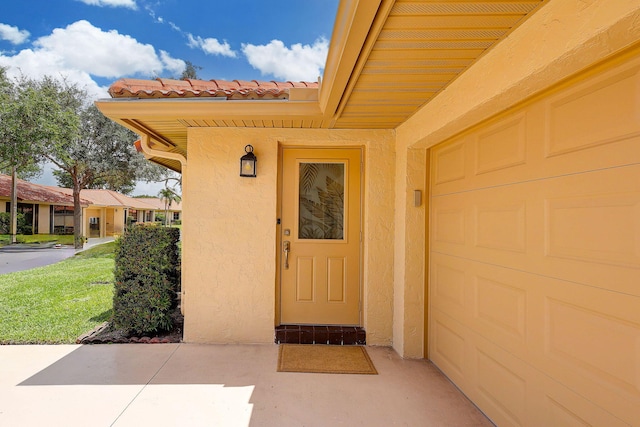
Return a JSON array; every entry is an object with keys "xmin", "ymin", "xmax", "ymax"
[
  {"xmin": 160, "ymin": 50, "xmax": 186, "ymax": 76},
  {"xmin": 76, "ymin": 0, "xmax": 137, "ymax": 9},
  {"xmin": 0, "ymin": 20, "xmax": 185, "ymax": 99},
  {"xmin": 241, "ymin": 38, "xmax": 328, "ymax": 82},
  {"xmin": 0, "ymin": 23, "xmax": 30, "ymax": 44},
  {"xmin": 187, "ymin": 34, "xmax": 237, "ymax": 58}
]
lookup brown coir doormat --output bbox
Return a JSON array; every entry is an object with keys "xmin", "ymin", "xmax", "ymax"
[{"xmin": 277, "ymin": 344, "xmax": 377, "ymax": 375}]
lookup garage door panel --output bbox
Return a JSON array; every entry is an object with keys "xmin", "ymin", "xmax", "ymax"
[
  {"xmin": 431, "ymin": 193, "xmax": 467, "ymax": 248},
  {"xmin": 430, "ymin": 254, "xmax": 466, "ymax": 314},
  {"xmin": 432, "ymin": 252, "xmax": 640, "ymax": 414},
  {"xmin": 433, "ymin": 137, "xmax": 467, "ymax": 186},
  {"xmin": 545, "ymin": 297, "xmax": 640, "ymax": 395},
  {"xmin": 475, "ymin": 347, "xmax": 528, "ymax": 427},
  {"xmin": 473, "ymin": 198, "xmax": 527, "ymax": 254},
  {"xmin": 543, "ymin": 167, "xmax": 640, "ymax": 270},
  {"xmin": 429, "ymin": 55, "xmax": 640, "ymax": 425},
  {"xmin": 430, "ymin": 310, "xmax": 468, "ymax": 383},
  {"xmin": 431, "ymin": 253, "xmax": 531, "ymax": 357},
  {"xmin": 538, "ymin": 281, "xmax": 640, "ymax": 424},
  {"xmin": 475, "ymin": 111, "xmax": 528, "ymax": 176},
  {"xmin": 474, "ymin": 274, "xmax": 527, "ymax": 345},
  {"xmin": 540, "ymin": 165, "xmax": 640, "ymax": 296},
  {"xmin": 433, "ymin": 131, "xmax": 640, "ymax": 200},
  {"xmin": 544, "ymin": 61, "xmax": 640, "ymax": 158},
  {"xmin": 433, "ymin": 166, "xmax": 640, "ymax": 296},
  {"xmin": 432, "ymin": 60, "xmax": 640, "ymax": 198},
  {"xmin": 543, "ymin": 389, "xmax": 630, "ymax": 427},
  {"xmin": 433, "ymin": 303, "xmax": 637, "ymax": 427}
]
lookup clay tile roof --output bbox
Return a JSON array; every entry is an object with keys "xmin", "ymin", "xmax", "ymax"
[
  {"xmin": 254, "ymin": 80, "xmax": 278, "ymax": 89},
  {"xmin": 55, "ymin": 188, "xmax": 126, "ymax": 207},
  {"xmin": 0, "ymin": 174, "xmax": 87, "ymax": 206},
  {"xmin": 108, "ymin": 78, "xmax": 318, "ymax": 100}
]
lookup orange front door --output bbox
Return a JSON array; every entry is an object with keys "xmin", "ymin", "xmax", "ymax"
[{"xmin": 280, "ymin": 148, "xmax": 362, "ymax": 325}]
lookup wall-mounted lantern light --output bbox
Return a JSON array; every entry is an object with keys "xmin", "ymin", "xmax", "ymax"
[{"xmin": 240, "ymin": 144, "xmax": 257, "ymax": 177}]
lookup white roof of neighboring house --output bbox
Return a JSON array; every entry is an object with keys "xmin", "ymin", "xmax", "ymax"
[
  {"xmin": 52, "ymin": 187, "xmax": 181, "ymax": 211},
  {"xmin": 134, "ymin": 197, "xmax": 182, "ymax": 211}
]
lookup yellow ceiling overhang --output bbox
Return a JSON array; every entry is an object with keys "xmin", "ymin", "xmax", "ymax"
[{"xmin": 95, "ymin": 0, "xmax": 546, "ymax": 171}]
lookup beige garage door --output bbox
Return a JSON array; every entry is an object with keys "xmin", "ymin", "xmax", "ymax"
[{"xmin": 429, "ymin": 53, "xmax": 640, "ymax": 426}]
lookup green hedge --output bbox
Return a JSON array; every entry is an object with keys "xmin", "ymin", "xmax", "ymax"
[
  {"xmin": 113, "ymin": 224, "xmax": 181, "ymax": 335},
  {"xmin": 0, "ymin": 212, "xmax": 27, "ymax": 234}
]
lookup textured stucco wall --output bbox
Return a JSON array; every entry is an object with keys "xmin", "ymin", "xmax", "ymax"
[
  {"xmin": 37, "ymin": 204, "xmax": 50, "ymax": 235},
  {"xmin": 182, "ymin": 128, "xmax": 395, "ymax": 344},
  {"xmin": 392, "ymin": 148, "xmax": 426, "ymax": 358},
  {"xmin": 113, "ymin": 208, "xmax": 125, "ymax": 235},
  {"xmin": 392, "ymin": 0, "xmax": 640, "ymax": 358}
]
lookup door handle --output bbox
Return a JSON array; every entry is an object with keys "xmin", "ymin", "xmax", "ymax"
[{"xmin": 283, "ymin": 241, "xmax": 291, "ymax": 269}]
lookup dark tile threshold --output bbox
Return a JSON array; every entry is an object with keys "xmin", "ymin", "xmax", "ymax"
[{"xmin": 275, "ymin": 325, "xmax": 366, "ymax": 345}]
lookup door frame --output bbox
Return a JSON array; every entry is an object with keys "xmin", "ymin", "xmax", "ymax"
[{"xmin": 275, "ymin": 144, "xmax": 365, "ymax": 327}]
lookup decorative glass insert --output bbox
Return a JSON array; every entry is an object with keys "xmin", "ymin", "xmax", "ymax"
[{"xmin": 299, "ymin": 162, "xmax": 345, "ymax": 240}]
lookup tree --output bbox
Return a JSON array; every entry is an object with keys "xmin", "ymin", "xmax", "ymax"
[
  {"xmin": 1, "ymin": 73, "xmax": 178, "ymax": 247},
  {"xmin": 51, "ymin": 103, "xmax": 163, "ymax": 195},
  {"xmin": 39, "ymin": 79, "xmax": 170, "ymax": 248},
  {"xmin": 181, "ymin": 61, "xmax": 202, "ymax": 80},
  {"xmin": 158, "ymin": 187, "xmax": 181, "ymax": 226},
  {"xmin": 0, "ymin": 70, "xmax": 75, "ymax": 243}
]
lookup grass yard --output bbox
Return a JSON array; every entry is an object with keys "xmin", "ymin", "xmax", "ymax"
[
  {"xmin": 0, "ymin": 234, "xmax": 75, "ymax": 247},
  {"xmin": 0, "ymin": 242, "xmax": 115, "ymax": 344}
]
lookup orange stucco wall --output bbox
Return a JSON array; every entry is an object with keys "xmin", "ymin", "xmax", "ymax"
[{"xmin": 182, "ymin": 128, "xmax": 395, "ymax": 344}]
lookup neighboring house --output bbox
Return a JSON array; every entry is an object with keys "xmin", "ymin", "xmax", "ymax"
[
  {"xmin": 0, "ymin": 174, "xmax": 88, "ymax": 234},
  {"xmin": 0, "ymin": 174, "xmax": 181, "ymax": 237},
  {"xmin": 52, "ymin": 189, "xmax": 178, "ymax": 237},
  {"xmin": 96, "ymin": 1, "xmax": 640, "ymax": 425},
  {"xmin": 136, "ymin": 196, "xmax": 182, "ymax": 224}
]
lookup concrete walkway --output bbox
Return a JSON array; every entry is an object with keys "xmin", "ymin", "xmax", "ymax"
[
  {"xmin": 0, "ymin": 237, "xmax": 115, "ymax": 275},
  {"xmin": 0, "ymin": 344, "xmax": 494, "ymax": 427}
]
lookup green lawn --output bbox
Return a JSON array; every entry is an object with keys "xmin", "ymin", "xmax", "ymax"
[
  {"xmin": 0, "ymin": 234, "xmax": 75, "ymax": 247},
  {"xmin": 0, "ymin": 242, "xmax": 115, "ymax": 344}
]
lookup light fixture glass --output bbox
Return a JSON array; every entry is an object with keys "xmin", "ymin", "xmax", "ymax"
[{"xmin": 240, "ymin": 144, "xmax": 257, "ymax": 177}]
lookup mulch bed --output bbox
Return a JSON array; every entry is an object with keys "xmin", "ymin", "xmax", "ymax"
[{"xmin": 77, "ymin": 309, "xmax": 183, "ymax": 344}]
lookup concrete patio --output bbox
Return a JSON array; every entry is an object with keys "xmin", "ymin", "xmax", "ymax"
[{"xmin": 0, "ymin": 343, "xmax": 494, "ymax": 426}]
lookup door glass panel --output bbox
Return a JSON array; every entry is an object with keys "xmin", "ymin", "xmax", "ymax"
[{"xmin": 299, "ymin": 162, "xmax": 345, "ymax": 240}]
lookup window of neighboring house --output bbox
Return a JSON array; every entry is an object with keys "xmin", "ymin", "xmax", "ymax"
[
  {"xmin": 145, "ymin": 211, "xmax": 153, "ymax": 222},
  {"xmin": 128, "ymin": 209, "xmax": 138, "ymax": 224},
  {"xmin": 6, "ymin": 202, "xmax": 37, "ymax": 234},
  {"xmin": 52, "ymin": 205, "xmax": 74, "ymax": 234},
  {"xmin": 172, "ymin": 212, "xmax": 180, "ymax": 221}
]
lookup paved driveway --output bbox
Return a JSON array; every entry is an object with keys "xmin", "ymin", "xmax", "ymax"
[
  {"xmin": 0, "ymin": 238, "xmax": 114, "ymax": 275},
  {"xmin": 0, "ymin": 245, "xmax": 76, "ymax": 275}
]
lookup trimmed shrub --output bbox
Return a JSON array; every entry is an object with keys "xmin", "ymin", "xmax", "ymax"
[
  {"xmin": 0, "ymin": 212, "xmax": 26, "ymax": 235},
  {"xmin": 113, "ymin": 224, "xmax": 181, "ymax": 335}
]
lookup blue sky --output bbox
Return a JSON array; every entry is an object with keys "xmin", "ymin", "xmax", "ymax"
[
  {"xmin": 0, "ymin": 0, "xmax": 339, "ymax": 194},
  {"xmin": 0, "ymin": 0, "xmax": 339, "ymax": 100}
]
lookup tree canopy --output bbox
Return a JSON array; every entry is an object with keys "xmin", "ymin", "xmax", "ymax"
[
  {"xmin": 0, "ymin": 71, "xmax": 179, "ymax": 247},
  {"xmin": 0, "ymin": 69, "xmax": 80, "ymax": 242}
]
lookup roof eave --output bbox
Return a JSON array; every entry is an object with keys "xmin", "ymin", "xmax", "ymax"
[
  {"xmin": 318, "ymin": 0, "xmax": 387, "ymax": 121},
  {"xmin": 95, "ymin": 97, "xmax": 323, "ymax": 121}
]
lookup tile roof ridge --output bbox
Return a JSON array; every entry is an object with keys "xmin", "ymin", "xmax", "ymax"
[
  {"xmin": 109, "ymin": 190, "xmax": 134, "ymax": 207},
  {"xmin": 108, "ymin": 77, "xmax": 318, "ymax": 100}
]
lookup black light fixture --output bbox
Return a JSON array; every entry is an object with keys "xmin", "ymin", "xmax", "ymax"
[{"xmin": 240, "ymin": 144, "xmax": 257, "ymax": 177}]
